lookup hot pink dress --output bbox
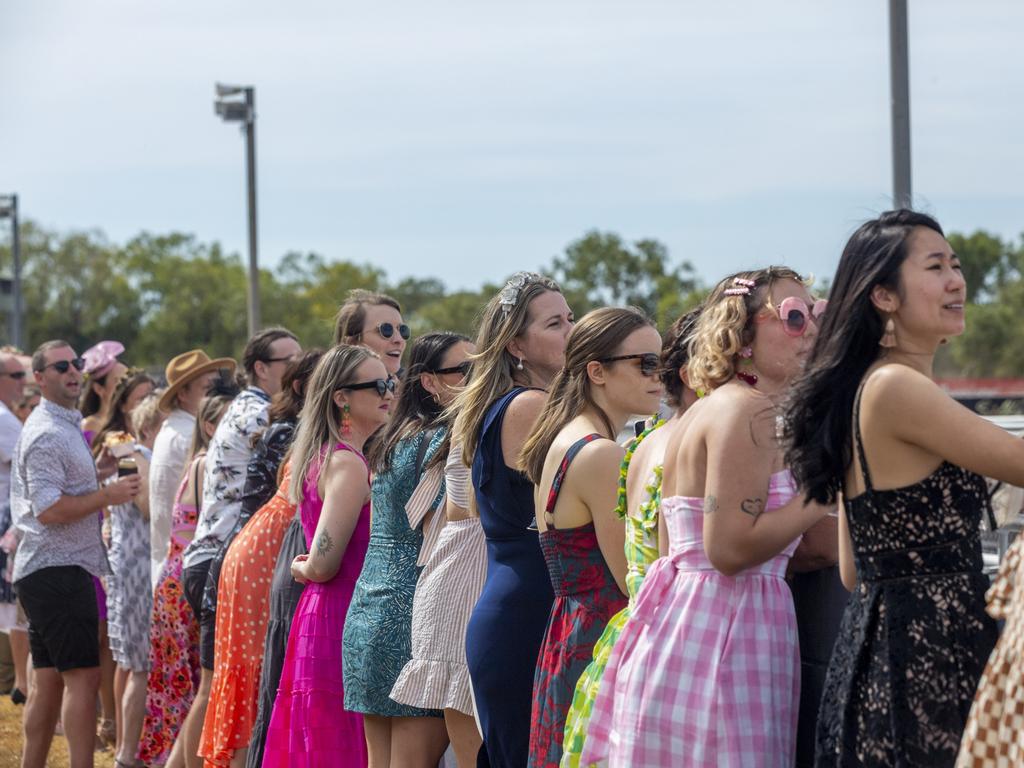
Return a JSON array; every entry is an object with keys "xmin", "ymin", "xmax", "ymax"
[
  {"xmin": 581, "ymin": 470, "xmax": 801, "ymax": 768},
  {"xmin": 261, "ymin": 443, "xmax": 371, "ymax": 768}
]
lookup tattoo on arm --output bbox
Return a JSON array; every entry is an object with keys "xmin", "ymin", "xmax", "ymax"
[
  {"xmin": 740, "ymin": 497, "xmax": 765, "ymax": 519},
  {"xmin": 315, "ymin": 530, "xmax": 334, "ymax": 557},
  {"xmin": 703, "ymin": 495, "xmax": 719, "ymax": 515}
]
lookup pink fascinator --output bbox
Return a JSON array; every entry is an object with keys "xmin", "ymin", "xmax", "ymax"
[{"xmin": 82, "ymin": 340, "xmax": 125, "ymax": 378}]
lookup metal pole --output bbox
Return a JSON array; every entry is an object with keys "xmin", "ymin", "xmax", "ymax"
[
  {"xmin": 10, "ymin": 195, "xmax": 21, "ymax": 350},
  {"xmin": 244, "ymin": 87, "xmax": 260, "ymax": 336},
  {"xmin": 889, "ymin": 0, "xmax": 912, "ymax": 209}
]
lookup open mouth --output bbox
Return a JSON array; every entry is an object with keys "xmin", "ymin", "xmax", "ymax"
[{"xmin": 943, "ymin": 303, "xmax": 964, "ymax": 311}]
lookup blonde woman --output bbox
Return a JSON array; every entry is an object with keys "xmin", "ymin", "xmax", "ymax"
[
  {"xmin": 454, "ymin": 272, "xmax": 573, "ymax": 766},
  {"xmin": 519, "ymin": 307, "xmax": 663, "ymax": 767},
  {"xmin": 262, "ymin": 345, "xmax": 393, "ymax": 765}
]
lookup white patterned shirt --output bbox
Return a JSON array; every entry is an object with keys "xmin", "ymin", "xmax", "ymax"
[
  {"xmin": 148, "ymin": 408, "xmax": 195, "ymax": 588},
  {"xmin": 182, "ymin": 387, "xmax": 270, "ymax": 569}
]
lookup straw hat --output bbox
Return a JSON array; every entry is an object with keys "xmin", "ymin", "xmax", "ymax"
[{"xmin": 158, "ymin": 349, "xmax": 237, "ymax": 413}]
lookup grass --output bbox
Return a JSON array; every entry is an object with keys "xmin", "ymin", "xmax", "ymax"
[{"xmin": 0, "ymin": 696, "xmax": 115, "ymax": 768}]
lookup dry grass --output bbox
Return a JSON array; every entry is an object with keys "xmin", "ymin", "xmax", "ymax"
[{"xmin": 0, "ymin": 696, "xmax": 115, "ymax": 768}]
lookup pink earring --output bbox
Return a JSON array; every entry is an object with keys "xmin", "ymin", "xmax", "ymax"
[
  {"xmin": 341, "ymin": 403, "xmax": 352, "ymax": 436},
  {"xmin": 879, "ymin": 317, "xmax": 896, "ymax": 348}
]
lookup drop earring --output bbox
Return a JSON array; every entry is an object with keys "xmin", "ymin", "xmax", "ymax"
[
  {"xmin": 735, "ymin": 346, "xmax": 758, "ymax": 387},
  {"xmin": 516, "ymin": 357, "xmax": 524, "ymax": 371},
  {"xmin": 341, "ymin": 403, "xmax": 352, "ymax": 436},
  {"xmin": 879, "ymin": 316, "xmax": 897, "ymax": 348}
]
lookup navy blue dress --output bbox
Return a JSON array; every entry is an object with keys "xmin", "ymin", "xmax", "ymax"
[{"xmin": 465, "ymin": 389, "xmax": 555, "ymax": 768}]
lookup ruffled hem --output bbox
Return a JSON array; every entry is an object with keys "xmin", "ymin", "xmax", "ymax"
[
  {"xmin": 199, "ymin": 663, "xmax": 263, "ymax": 766},
  {"xmin": 390, "ymin": 657, "xmax": 474, "ymax": 715}
]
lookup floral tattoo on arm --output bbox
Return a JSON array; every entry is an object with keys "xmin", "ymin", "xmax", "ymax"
[{"xmin": 703, "ymin": 495, "xmax": 718, "ymax": 515}]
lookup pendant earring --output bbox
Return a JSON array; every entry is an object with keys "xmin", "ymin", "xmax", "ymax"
[
  {"xmin": 736, "ymin": 346, "xmax": 758, "ymax": 387},
  {"xmin": 516, "ymin": 357, "xmax": 524, "ymax": 371},
  {"xmin": 879, "ymin": 317, "xmax": 897, "ymax": 348},
  {"xmin": 341, "ymin": 403, "xmax": 352, "ymax": 436}
]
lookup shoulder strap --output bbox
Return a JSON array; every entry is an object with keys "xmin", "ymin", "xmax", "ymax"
[
  {"xmin": 852, "ymin": 381, "xmax": 874, "ymax": 493},
  {"xmin": 544, "ymin": 433, "xmax": 603, "ymax": 525},
  {"xmin": 192, "ymin": 457, "xmax": 203, "ymax": 509},
  {"xmin": 414, "ymin": 428, "xmax": 438, "ymax": 480}
]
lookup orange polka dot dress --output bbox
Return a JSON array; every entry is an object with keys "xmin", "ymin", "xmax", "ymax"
[{"xmin": 199, "ymin": 464, "xmax": 296, "ymax": 767}]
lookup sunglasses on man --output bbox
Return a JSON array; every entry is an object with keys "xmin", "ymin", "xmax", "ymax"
[
  {"xmin": 38, "ymin": 358, "xmax": 86, "ymax": 375},
  {"xmin": 376, "ymin": 323, "xmax": 411, "ymax": 341},
  {"xmin": 342, "ymin": 378, "xmax": 398, "ymax": 398},
  {"xmin": 0, "ymin": 370, "xmax": 26, "ymax": 380},
  {"xmin": 597, "ymin": 352, "xmax": 660, "ymax": 377}
]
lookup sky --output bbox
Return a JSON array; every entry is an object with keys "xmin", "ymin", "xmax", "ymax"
[{"xmin": 2, "ymin": 1, "xmax": 1022, "ymax": 292}]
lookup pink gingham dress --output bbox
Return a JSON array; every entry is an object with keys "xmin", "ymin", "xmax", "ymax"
[{"xmin": 580, "ymin": 470, "xmax": 801, "ymax": 768}]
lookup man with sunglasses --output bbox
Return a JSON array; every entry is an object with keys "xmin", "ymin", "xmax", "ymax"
[
  {"xmin": 0, "ymin": 351, "xmax": 27, "ymax": 512},
  {"xmin": 10, "ymin": 340, "xmax": 141, "ymax": 768}
]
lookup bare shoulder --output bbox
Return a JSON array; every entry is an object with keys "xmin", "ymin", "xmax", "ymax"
[
  {"xmin": 327, "ymin": 448, "xmax": 369, "ymax": 481},
  {"xmin": 576, "ymin": 437, "xmax": 625, "ymax": 475},
  {"xmin": 505, "ymin": 389, "xmax": 547, "ymax": 425},
  {"xmin": 863, "ymin": 363, "xmax": 946, "ymax": 415}
]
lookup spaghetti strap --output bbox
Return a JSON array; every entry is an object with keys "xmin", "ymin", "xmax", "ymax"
[
  {"xmin": 543, "ymin": 433, "xmax": 603, "ymax": 525},
  {"xmin": 852, "ymin": 381, "xmax": 874, "ymax": 494}
]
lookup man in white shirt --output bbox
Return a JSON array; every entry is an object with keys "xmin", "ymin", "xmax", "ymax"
[
  {"xmin": 149, "ymin": 350, "xmax": 236, "ymax": 589},
  {"xmin": 0, "ymin": 351, "xmax": 27, "ymax": 701}
]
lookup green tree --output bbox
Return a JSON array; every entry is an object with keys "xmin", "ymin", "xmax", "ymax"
[{"xmin": 948, "ymin": 230, "xmax": 1014, "ymax": 303}]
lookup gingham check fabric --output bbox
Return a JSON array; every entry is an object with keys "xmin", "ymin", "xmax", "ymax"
[{"xmin": 581, "ymin": 471, "xmax": 801, "ymax": 768}]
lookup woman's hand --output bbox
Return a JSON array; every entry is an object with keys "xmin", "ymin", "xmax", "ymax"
[{"xmin": 290, "ymin": 554, "xmax": 310, "ymax": 584}]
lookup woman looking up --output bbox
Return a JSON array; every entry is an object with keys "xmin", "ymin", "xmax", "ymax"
[
  {"xmin": 784, "ymin": 210, "xmax": 1024, "ymax": 767},
  {"xmin": 334, "ymin": 289, "xmax": 409, "ymax": 378},
  {"xmin": 519, "ymin": 306, "xmax": 664, "ymax": 767},
  {"xmin": 454, "ymin": 272, "xmax": 573, "ymax": 767}
]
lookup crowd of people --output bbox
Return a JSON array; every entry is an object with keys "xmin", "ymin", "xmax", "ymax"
[{"xmin": 1, "ymin": 209, "xmax": 1024, "ymax": 768}]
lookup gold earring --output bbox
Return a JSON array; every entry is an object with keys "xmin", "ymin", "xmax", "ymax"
[{"xmin": 879, "ymin": 316, "xmax": 896, "ymax": 348}]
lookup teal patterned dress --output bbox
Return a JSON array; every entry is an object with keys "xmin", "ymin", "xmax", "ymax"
[{"xmin": 342, "ymin": 429, "xmax": 446, "ymax": 718}]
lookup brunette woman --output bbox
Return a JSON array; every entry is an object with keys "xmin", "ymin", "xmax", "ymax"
[
  {"xmin": 200, "ymin": 350, "xmax": 323, "ymax": 768},
  {"xmin": 454, "ymin": 272, "xmax": 573, "ymax": 766},
  {"xmin": 561, "ymin": 307, "xmax": 702, "ymax": 768},
  {"xmin": 139, "ymin": 390, "xmax": 236, "ymax": 768},
  {"xmin": 784, "ymin": 210, "xmax": 1024, "ymax": 767},
  {"xmin": 81, "ymin": 340, "xmax": 129, "ymax": 443},
  {"xmin": 343, "ymin": 333, "xmax": 472, "ymax": 768},
  {"xmin": 583, "ymin": 268, "xmax": 829, "ymax": 767},
  {"xmin": 519, "ymin": 307, "xmax": 664, "ymax": 767},
  {"xmin": 334, "ymin": 289, "xmax": 409, "ymax": 377},
  {"xmin": 262, "ymin": 345, "xmax": 393, "ymax": 766}
]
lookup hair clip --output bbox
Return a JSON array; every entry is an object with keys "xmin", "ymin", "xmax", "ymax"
[
  {"xmin": 724, "ymin": 277, "xmax": 756, "ymax": 296},
  {"xmin": 499, "ymin": 272, "xmax": 539, "ymax": 316}
]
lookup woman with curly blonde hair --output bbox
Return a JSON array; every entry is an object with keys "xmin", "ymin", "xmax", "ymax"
[{"xmin": 582, "ymin": 266, "xmax": 831, "ymax": 768}]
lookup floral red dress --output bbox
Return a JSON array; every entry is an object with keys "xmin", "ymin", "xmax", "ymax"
[
  {"xmin": 138, "ymin": 467, "xmax": 201, "ymax": 765},
  {"xmin": 528, "ymin": 434, "xmax": 628, "ymax": 768}
]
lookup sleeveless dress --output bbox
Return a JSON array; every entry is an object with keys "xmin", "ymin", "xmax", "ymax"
[
  {"xmin": 561, "ymin": 423, "xmax": 663, "ymax": 768},
  {"xmin": 814, "ymin": 388, "xmax": 998, "ymax": 767},
  {"xmin": 342, "ymin": 430, "xmax": 445, "ymax": 718},
  {"xmin": 107, "ymin": 446, "xmax": 153, "ymax": 672},
  {"xmin": 390, "ymin": 442, "xmax": 486, "ymax": 715},
  {"xmin": 201, "ymin": 465, "xmax": 297, "ymax": 766},
  {"xmin": 465, "ymin": 388, "xmax": 556, "ymax": 767},
  {"xmin": 262, "ymin": 443, "xmax": 371, "ymax": 768},
  {"xmin": 582, "ymin": 470, "xmax": 802, "ymax": 768},
  {"xmin": 957, "ymin": 534, "xmax": 1024, "ymax": 767},
  {"xmin": 139, "ymin": 467, "xmax": 201, "ymax": 766},
  {"xmin": 528, "ymin": 434, "xmax": 628, "ymax": 768}
]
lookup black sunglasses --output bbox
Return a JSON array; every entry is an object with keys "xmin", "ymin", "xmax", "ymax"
[
  {"xmin": 343, "ymin": 378, "xmax": 397, "ymax": 398},
  {"xmin": 432, "ymin": 362, "xmax": 471, "ymax": 377},
  {"xmin": 597, "ymin": 352, "xmax": 660, "ymax": 377},
  {"xmin": 39, "ymin": 357, "xmax": 86, "ymax": 375},
  {"xmin": 376, "ymin": 322, "xmax": 411, "ymax": 341},
  {"xmin": 0, "ymin": 370, "xmax": 26, "ymax": 380}
]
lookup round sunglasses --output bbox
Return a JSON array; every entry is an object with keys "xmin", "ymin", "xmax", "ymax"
[
  {"xmin": 376, "ymin": 322, "xmax": 411, "ymax": 341},
  {"xmin": 38, "ymin": 357, "xmax": 86, "ymax": 374},
  {"xmin": 597, "ymin": 352, "xmax": 660, "ymax": 377},
  {"xmin": 342, "ymin": 377, "xmax": 397, "ymax": 398},
  {"xmin": 759, "ymin": 297, "xmax": 828, "ymax": 337}
]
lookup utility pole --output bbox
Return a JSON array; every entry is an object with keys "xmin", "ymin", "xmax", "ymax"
[
  {"xmin": 0, "ymin": 194, "xmax": 22, "ymax": 349},
  {"xmin": 889, "ymin": 0, "xmax": 912, "ymax": 209}
]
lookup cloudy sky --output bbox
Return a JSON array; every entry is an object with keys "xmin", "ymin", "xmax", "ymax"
[{"xmin": 2, "ymin": 1, "xmax": 1022, "ymax": 291}]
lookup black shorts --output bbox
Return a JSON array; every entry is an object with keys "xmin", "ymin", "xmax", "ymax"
[
  {"xmin": 16, "ymin": 566, "xmax": 99, "ymax": 671},
  {"xmin": 182, "ymin": 559, "xmax": 216, "ymax": 671}
]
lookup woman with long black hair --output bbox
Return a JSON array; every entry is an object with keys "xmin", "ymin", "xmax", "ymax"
[{"xmin": 785, "ymin": 210, "xmax": 1024, "ymax": 767}]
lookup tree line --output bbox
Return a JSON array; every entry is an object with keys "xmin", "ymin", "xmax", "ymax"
[{"xmin": 0, "ymin": 221, "xmax": 1020, "ymax": 377}]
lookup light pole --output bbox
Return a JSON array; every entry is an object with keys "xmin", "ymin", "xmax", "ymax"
[
  {"xmin": 0, "ymin": 194, "xmax": 22, "ymax": 349},
  {"xmin": 888, "ymin": 0, "xmax": 912, "ymax": 209},
  {"xmin": 214, "ymin": 83, "xmax": 260, "ymax": 336}
]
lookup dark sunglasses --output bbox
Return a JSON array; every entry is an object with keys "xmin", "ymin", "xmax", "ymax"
[
  {"xmin": 598, "ymin": 352, "xmax": 660, "ymax": 377},
  {"xmin": 39, "ymin": 357, "xmax": 86, "ymax": 375},
  {"xmin": 0, "ymin": 370, "xmax": 26, "ymax": 380},
  {"xmin": 343, "ymin": 378, "xmax": 397, "ymax": 397},
  {"xmin": 376, "ymin": 322, "xmax": 411, "ymax": 341},
  {"xmin": 432, "ymin": 362, "xmax": 471, "ymax": 377}
]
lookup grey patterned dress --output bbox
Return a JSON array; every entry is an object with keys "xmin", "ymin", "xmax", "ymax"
[
  {"xmin": 107, "ymin": 446, "xmax": 153, "ymax": 672},
  {"xmin": 342, "ymin": 430, "xmax": 445, "ymax": 717}
]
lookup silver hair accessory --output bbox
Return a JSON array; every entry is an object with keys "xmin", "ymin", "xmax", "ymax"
[
  {"xmin": 499, "ymin": 272, "xmax": 538, "ymax": 317},
  {"xmin": 724, "ymin": 277, "xmax": 756, "ymax": 296}
]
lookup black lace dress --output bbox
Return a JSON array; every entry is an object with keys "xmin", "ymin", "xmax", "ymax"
[{"xmin": 814, "ymin": 389, "xmax": 998, "ymax": 767}]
